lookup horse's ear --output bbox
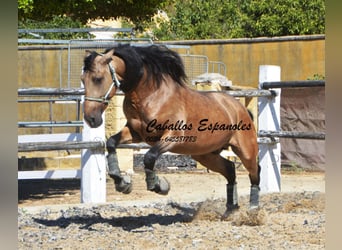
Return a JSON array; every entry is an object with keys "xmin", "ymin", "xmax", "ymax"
[
  {"xmin": 105, "ymin": 48, "xmax": 115, "ymax": 56},
  {"xmin": 102, "ymin": 49, "xmax": 115, "ymax": 64},
  {"xmin": 85, "ymin": 50, "xmax": 92, "ymax": 57}
]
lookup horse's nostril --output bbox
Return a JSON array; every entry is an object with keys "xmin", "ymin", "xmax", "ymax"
[
  {"xmin": 89, "ymin": 116, "xmax": 96, "ymax": 127},
  {"xmin": 85, "ymin": 114, "xmax": 102, "ymax": 128},
  {"xmin": 85, "ymin": 115, "xmax": 95, "ymax": 127}
]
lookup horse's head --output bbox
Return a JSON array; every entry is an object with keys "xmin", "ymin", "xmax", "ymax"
[{"xmin": 81, "ymin": 49, "xmax": 121, "ymax": 128}]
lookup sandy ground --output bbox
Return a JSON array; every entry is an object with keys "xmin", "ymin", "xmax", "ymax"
[{"xmin": 18, "ymin": 170, "xmax": 325, "ymax": 249}]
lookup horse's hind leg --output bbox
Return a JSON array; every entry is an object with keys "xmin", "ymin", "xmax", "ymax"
[
  {"xmin": 231, "ymin": 145, "xmax": 260, "ymax": 209},
  {"xmin": 191, "ymin": 153, "xmax": 239, "ymax": 216},
  {"xmin": 144, "ymin": 144, "xmax": 170, "ymax": 195},
  {"xmin": 106, "ymin": 124, "xmax": 140, "ymax": 194}
]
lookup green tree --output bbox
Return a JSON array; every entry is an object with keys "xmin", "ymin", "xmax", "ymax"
[
  {"xmin": 238, "ymin": 0, "xmax": 325, "ymax": 37},
  {"xmin": 18, "ymin": 0, "xmax": 171, "ymax": 24},
  {"xmin": 18, "ymin": 0, "xmax": 325, "ymax": 40},
  {"xmin": 151, "ymin": 0, "xmax": 325, "ymax": 40}
]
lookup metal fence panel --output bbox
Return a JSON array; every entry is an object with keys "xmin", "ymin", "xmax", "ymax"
[{"xmin": 180, "ymin": 54, "xmax": 208, "ymax": 83}]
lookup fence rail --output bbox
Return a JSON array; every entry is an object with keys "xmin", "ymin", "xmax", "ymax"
[
  {"xmin": 18, "ymin": 87, "xmax": 276, "ymax": 98},
  {"xmin": 18, "ymin": 87, "xmax": 85, "ymax": 96},
  {"xmin": 18, "ymin": 140, "xmax": 105, "ymax": 152},
  {"xmin": 18, "ymin": 141, "xmax": 151, "ymax": 152},
  {"xmin": 17, "ymin": 97, "xmax": 81, "ymax": 103},
  {"xmin": 18, "ymin": 28, "xmax": 133, "ymax": 34},
  {"xmin": 18, "ymin": 121, "xmax": 83, "ymax": 128},
  {"xmin": 258, "ymin": 130, "xmax": 325, "ymax": 140},
  {"xmin": 261, "ymin": 80, "xmax": 325, "ymax": 89}
]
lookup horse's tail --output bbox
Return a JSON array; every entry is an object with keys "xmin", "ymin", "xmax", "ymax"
[
  {"xmin": 247, "ymin": 109, "xmax": 254, "ymax": 121},
  {"xmin": 248, "ymin": 108, "xmax": 261, "ymax": 180}
]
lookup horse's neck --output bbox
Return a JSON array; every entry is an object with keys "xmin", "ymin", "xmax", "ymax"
[
  {"xmin": 124, "ymin": 74, "xmax": 180, "ymax": 112},
  {"xmin": 124, "ymin": 76, "xmax": 156, "ymax": 107}
]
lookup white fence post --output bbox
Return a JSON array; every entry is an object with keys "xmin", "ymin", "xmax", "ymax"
[
  {"xmin": 81, "ymin": 113, "xmax": 107, "ymax": 203},
  {"xmin": 258, "ymin": 65, "xmax": 281, "ymax": 192}
]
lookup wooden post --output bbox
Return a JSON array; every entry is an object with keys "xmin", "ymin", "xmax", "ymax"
[{"xmin": 258, "ymin": 65, "xmax": 281, "ymax": 192}]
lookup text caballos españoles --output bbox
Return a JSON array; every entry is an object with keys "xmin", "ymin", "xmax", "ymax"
[{"xmin": 146, "ymin": 118, "xmax": 251, "ymax": 134}]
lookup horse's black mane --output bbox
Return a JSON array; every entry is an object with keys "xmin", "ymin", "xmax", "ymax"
[
  {"xmin": 104, "ymin": 44, "xmax": 187, "ymax": 92},
  {"xmin": 83, "ymin": 46, "xmax": 141, "ymax": 93},
  {"xmin": 83, "ymin": 51, "xmax": 100, "ymax": 72}
]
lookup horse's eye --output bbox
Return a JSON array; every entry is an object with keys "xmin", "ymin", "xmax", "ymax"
[{"xmin": 92, "ymin": 77, "xmax": 103, "ymax": 84}]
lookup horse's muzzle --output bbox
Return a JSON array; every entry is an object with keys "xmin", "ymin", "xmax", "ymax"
[{"xmin": 84, "ymin": 113, "xmax": 103, "ymax": 128}]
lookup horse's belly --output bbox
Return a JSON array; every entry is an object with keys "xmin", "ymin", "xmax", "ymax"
[{"xmin": 166, "ymin": 134, "xmax": 230, "ymax": 155}]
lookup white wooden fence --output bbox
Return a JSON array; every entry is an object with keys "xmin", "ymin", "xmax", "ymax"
[{"xmin": 18, "ymin": 65, "xmax": 325, "ymax": 203}]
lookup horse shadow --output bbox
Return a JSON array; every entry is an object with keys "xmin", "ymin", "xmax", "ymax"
[{"xmin": 32, "ymin": 202, "xmax": 197, "ymax": 232}]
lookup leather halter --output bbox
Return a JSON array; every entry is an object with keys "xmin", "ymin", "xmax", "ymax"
[{"xmin": 84, "ymin": 56, "xmax": 121, "ymax": 104}]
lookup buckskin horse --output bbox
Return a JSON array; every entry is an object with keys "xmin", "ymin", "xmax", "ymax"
[{"xmin": 81, "ymin": 44, "xmax": 260, "ymax": 218}]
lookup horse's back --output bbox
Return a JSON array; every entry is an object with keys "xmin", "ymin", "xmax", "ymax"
[{"xmin": 185, "ymin": 89, "xmax": 249, "ymax": 122}]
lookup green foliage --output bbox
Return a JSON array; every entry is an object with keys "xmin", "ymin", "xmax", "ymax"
[
  {"xmin": 307, "ymin": 74, "xmax": 325, "ymax": 80},
  {"xmin": 18, "ymin": 0, "xmax": 172, "ymax": 40},
  {"xmin": 18, "ymin": 0, "xmax": 325, "ymax": 40},
  {"xmin": 18, "ymin": 0, "xmax": 34, "ymax": 15},
  {"xmin": 18, "ymin": 0, "xmax": 171, "ymax": 24},
  {"xmin": 238, "ymin": 0, "xmax": 325, "ymax": 37},
  {"xmin": 150, "ymin": 0, "xmax": 325, "ymax": 40}
]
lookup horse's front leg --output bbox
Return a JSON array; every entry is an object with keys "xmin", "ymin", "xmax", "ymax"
[
  {"xmin": 144, "ymin": 144, "xmax": 170, "ymax": 195},
  {"xmin": 106, "ymin": 124, "xmax": 140, "ymax": 194}
]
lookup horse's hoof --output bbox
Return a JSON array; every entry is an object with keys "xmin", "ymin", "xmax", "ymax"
[
  {"xmin": 115, "ymin": 176, "xmax": 132, "ymax": 194},
  {"xmin": 249, "ymin": 199, "xmax": 259, "ymax": 210},
  {"xmin": 249, "ymin": 205, "xmax": 259, "ymax": 210},
  {"xmin": 249, "ymin": 185, "xmax": 260, "ymax": 209},
  {"xmin": 158, "ymin": 176, "xmax": 170, "ymax": 195},
  {"xmin": 150, "ymin": 176, "xmax": 170, "ymax": 195},
  {"xmin": 221, "ymin": 204, "xmax": 239, "ymax": 220}
]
